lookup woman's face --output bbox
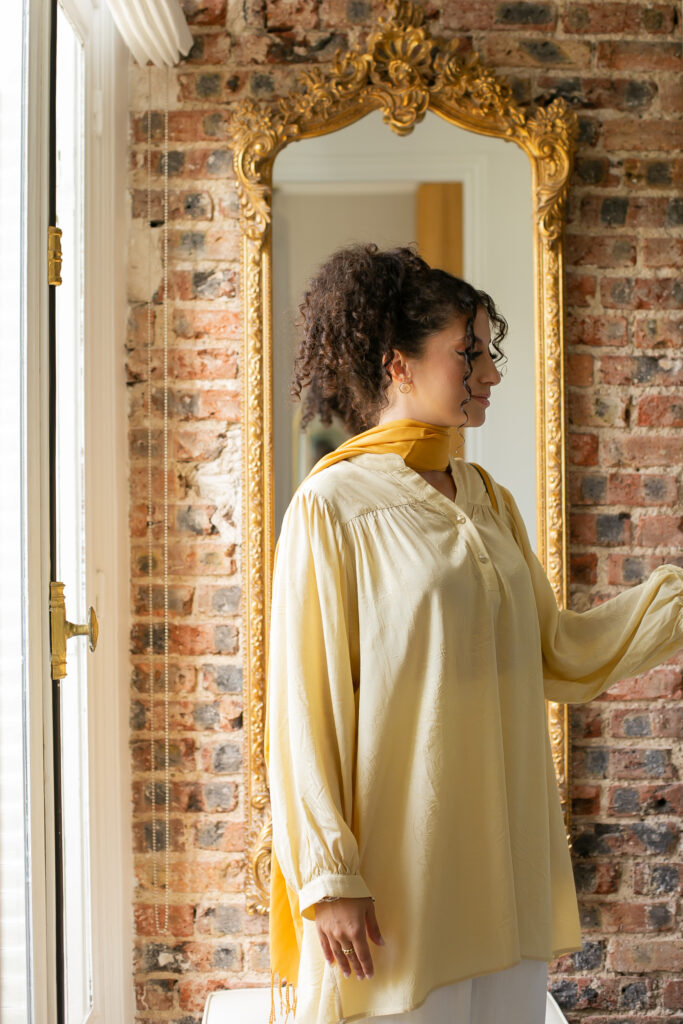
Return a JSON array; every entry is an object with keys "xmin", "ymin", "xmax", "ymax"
[{"xmin": 384, "ymin": 306, "xmax": 502, "ymax": 428}]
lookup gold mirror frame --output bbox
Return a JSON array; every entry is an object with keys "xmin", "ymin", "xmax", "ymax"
[{"xmin": 229, "ymin": 0, "xmax": 579, "ymax": 914}]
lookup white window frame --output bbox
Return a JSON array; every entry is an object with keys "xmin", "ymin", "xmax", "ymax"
[{"xmin": 23, "ymin": 0, "xmax": 133, "ymax": 1020}]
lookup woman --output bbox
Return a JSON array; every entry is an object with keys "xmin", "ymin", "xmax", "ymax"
[{"xmin": 265, "ymin": 244, "xmax": 683, "ymax": 1024}]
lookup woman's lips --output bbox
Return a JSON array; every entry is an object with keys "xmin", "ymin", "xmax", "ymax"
[{"xmin": 473, "ymin": 396, "xmax": 490, "ymax": 407}]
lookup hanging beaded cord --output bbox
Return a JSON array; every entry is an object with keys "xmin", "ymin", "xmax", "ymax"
[{"xmin": 146, "ymin": 65, "xmax": 171, "ymax": 934}]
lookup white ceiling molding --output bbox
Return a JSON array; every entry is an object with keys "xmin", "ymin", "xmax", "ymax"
[{"xmin": 104, "ymin": 0, "xmax": 193, "ymax": 66}]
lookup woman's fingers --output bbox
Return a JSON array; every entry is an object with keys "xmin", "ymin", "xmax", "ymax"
[
  {"xmin": 337, "ymin": 938, "xmax": 372, "ymax": 980},
  {"xmin": 329, "ymin": 937, "xmax": 354, "ymax": 978},
  {"xmin": 348, "ymin": 933, "xmax": 374, "ymax": 978},
  {"xmin": 314, "ymin": 897, "xmax": 381, "ymax": 979},
  {"xmin": 331, "ymin": 922, "xmax": 373, "ymax": 979}
]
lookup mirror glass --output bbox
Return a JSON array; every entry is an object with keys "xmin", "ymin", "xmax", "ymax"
[{"xmin": 272, "ymin": 109, "xmax": 537, "ymax": 548}]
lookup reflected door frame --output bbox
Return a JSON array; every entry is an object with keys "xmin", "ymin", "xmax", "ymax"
[{"xmin": 23, "ymin": 0, "xmax": 132, "ymax": 1020}]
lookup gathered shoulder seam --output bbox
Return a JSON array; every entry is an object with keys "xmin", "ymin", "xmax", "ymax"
[
  {"xmin": 342, "ymin": 498, "xmax": 438, "ymax": 528},
  {"xmin": 297, "ymin": 479, "xmax": 432, "ymax": 529}
]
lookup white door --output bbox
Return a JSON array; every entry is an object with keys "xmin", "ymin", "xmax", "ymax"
[
  {"xmin": 52, "ymin": 5, "xmax": 96, "ymax": 1019},
  {"xmin": 1, "ymin": 1, "xmax": 132, "ymax": 1020}
]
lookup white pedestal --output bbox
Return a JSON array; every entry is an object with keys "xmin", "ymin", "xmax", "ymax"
[{"xmin": 202, "ymin": 987, "xmax": 270, "ymax": 1024}]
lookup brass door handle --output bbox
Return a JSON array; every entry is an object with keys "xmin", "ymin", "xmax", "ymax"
[{"xmin": 50, "ymin": 580, "xmax": 99, "ymax": 680}]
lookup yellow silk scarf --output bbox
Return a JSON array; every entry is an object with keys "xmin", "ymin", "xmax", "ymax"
[
  {"xmin": 302, "ymin": 417, "xmax": 452, "ymax": 478},
  {"xmin": 267, "ymin": 419, "xmax": 452, "ymax": 1019}
]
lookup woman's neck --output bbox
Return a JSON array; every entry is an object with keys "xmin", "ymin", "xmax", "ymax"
[{"xmin": 416, "ymin": 464, "xmax": 457, "ymax": 502}]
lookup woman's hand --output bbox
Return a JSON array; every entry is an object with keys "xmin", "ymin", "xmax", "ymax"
[{"xmin": 314, "ymin": 896, "xmax": 385, "ymax": 980}]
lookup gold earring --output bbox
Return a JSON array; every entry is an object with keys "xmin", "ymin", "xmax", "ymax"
[{"xmin": 399, "ymin": 380, "xmax": 413, "ymax": 394}]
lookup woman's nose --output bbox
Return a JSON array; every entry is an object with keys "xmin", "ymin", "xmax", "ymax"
[{"xmin": 480, "ymin": 348, "xmax": 502, "ymax": 386}]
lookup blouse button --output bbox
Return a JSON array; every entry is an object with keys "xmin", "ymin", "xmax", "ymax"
[
  {"xmin": 478, "ymin": 553, "xmax": 489, "ymax": 563},
  {"xmin": 456, "ymin": 514, "xmax": 466, "ymax": 524}
]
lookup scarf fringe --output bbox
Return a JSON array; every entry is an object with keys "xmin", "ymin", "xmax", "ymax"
[{"xmin": 270, "ymin": 969, "xmax": 298, "ymax": 1024}]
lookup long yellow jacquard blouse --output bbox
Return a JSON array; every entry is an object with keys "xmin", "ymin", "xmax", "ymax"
[{"xmin": 266, "ymin": 452, "xmax": 683, "ymax": 1024}]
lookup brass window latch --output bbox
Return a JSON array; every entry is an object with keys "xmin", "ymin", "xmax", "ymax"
[
  {"xmin": 48, "ymin": 225, "xmax": 62, "ymax": 286},
  {"xmin": 49, "ymin": 580, "xmax": 98, "ymax": 681}
]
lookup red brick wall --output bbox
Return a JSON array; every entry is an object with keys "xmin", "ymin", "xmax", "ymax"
[{"xmin": 126, "ymin": 1, "xmax": 683, "ymax": 1019}]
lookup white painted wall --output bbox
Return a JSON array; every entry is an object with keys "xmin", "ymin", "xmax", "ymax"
[{"xmin": 272, "ymin": 109, "xmax": 537, "ymax": 549}]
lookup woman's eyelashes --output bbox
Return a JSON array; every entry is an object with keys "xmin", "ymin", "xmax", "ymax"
[{"xmin": 458, "ymin": 345, "xmax": 498, "ymax": 362}]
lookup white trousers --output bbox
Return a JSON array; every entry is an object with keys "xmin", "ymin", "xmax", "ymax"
[{"xmin": 355, "ymin": 959, "xmax": 549, "ymax": 1024}]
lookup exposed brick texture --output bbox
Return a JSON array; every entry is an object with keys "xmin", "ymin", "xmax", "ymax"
[{"xmin": 127, "ymin": 1, "xmax": 682, "ymax": 1020}]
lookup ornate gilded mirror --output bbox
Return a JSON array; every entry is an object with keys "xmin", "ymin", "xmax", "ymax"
[{"xmin": 229, "ymin": 0, "xmax": 578, "ymax": 913}]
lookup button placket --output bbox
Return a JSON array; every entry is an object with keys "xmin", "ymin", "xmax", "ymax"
[
  {"xmin": 389, "ymin": 460, "xmax": 499, "ymax": 594},
  {"xmin": 445, "ymin": 505, "xmax": 499, "ymax": 595}
]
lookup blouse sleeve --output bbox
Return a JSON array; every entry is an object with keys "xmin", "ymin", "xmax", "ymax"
[
  {"xmin": 266, "ymin": 488, "xmax": 372, "ymax": 921},
  {"xmin": 499, "ymin": 483, "xmax": 683, "ymax": 704}
]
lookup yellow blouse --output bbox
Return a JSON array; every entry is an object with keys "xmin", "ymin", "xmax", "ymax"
[{"xmin": 266, "ymin": 453, "xmax": 683, "ymax": 1024}]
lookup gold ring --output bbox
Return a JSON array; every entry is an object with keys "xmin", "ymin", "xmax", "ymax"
[{"xmin": 341, "ymin": 946, "xmax": 354, "ymax": 956}]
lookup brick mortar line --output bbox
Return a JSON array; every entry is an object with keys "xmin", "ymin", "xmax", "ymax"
[
  {"xmin": 569, "ymin": 531, "xmax": 683, "ymax": 538},
  {"xmin": 585, "ymin": 695, "xmax": 683, "ymax": 702},
  {"xmin": 128, "ymin": 290, "xmax": 242, "ymax": 296},
  {"xmin": 129, "ymin": 659, "xmax": 244, "ymax": 667},
  {"xmin": 565, "ymin": 385, "xmax": 683, "ymax": 389},
  {"xmin": 132, "ymin": 892, "xmax": 246, "ymax": 901},
  {"xmin": 131, "ymin": 86, "xmax": 680, "ymax": 109},
  {"xmin": 570, "ymin": 186, "xmax": 683, "ymax": 194},
  {"xmin": 566, "ymin": 269, "xmax": 682, "ymax": 277},
  {"xmin": 571, "ymin": 735, "xmax": 678, "ymax": 744},
  {"xmin": 569, "ymin": 547, "xmax": 683, "ymax": 554},
  {"xmin": 135, "ymin": 261, "xmax": 245, "ymax": 270},
  {"xmin": 129, "ymin": 105, "xmax": 683, "ymax": 124},
  {"xmin": 126, "ymin": 348, "xmax": 242, "ymax": 355},
  {"xmin": 133, "ymin": 849, "xmax": 246, "ymax": 856},
  {"xmin": 578, "ymin": 148, "xmax": 683, "ymax": 159},
  {"xmin": 569, "ymin": 425, "xmax": 683, "ymax": 430},
  {"xmin": 128, "ymin": 421, "xmax": 241, "ymax": 432},
  {"xmin": 127, "ymin": 378, "xmax": 241, "ymax": 384},
  {"xmin": 566, "ymin": 354, "xmax": 683, "ymax": 360},
  {"xmin": 565, "ymin": 425, "xmax": 682, "ymax": 432},
  {"xmin": 127, "ymin": 385, "xmax": 241, "ymax": 394},
  {"xmin": 127, "ymin": 214, "xmax": 239, "ymax": 227},
  {"xmin": 566, "ymin": 232, "xmax": 683, "ymax": 239},
  {"xmin": 130, "ymin": 78, "xmax": 683, "ymax": 104}
]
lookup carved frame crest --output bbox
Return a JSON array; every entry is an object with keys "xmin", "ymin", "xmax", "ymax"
[{"xmin": 229, "ymin": 0, "xmax": 579, "ymax": 914}]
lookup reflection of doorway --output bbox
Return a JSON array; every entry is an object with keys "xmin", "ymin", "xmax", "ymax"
[
  {"xmin": 416, "ymin": 182, "xmax": 465, "ymax": 463},
  {"xmin": 416, "ymin": 182, "xmax": 464, "ymax": 278}
]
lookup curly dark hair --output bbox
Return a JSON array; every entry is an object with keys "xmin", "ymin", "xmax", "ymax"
[{"xmin": 289, "ymin": 243, "xmax": 508, "ymax": 436}]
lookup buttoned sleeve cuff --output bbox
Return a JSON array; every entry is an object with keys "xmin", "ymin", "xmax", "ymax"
[{"xmin": 298, "ymin": 872, "xmax": 373, "ymax": 921}]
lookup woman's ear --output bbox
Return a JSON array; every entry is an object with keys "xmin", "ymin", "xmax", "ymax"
[{"xmin": 384, "ymin": 348, "xmax": 407, "ymax": 383}]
